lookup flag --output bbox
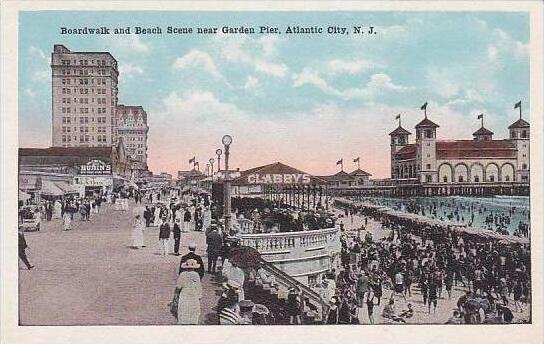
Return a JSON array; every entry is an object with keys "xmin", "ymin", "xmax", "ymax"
[
  {"xmin": 336, "ymin": 159, "xmax": 343, "ymax": 166},
  {"xmin": 420, "ymin": 102, "xmax": 428, "ymax": 110},
  {"xmin": 353, "ymin": 157, "xmax": 360, "ymax": 163},
  {"xmin": 189, "ymin": 157, "xmax": 195, "ymax": 164},
  {"xmin": 477, "ymin": 114, "xmax": 483, "ymax": 119},
  {"xmin": 395, "ymin": 114, "xmax": 401, "ymax": 120},
  {"xmin": 514, "ymin": 101, "xmax": 521, "ymax": 109}
]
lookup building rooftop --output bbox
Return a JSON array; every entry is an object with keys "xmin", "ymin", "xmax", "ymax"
[
  {"xmin": 508, "ymin": 118, "xmax": 530, "ymax": 129},
  {"xmin": 53, "ymin": 44, "xmax": 117, "ymax": 62},
  {"xmin": 233, "ymin": 162, "xmax": 327, "ymax": 185},
  {"xmin": 436, "ymin": 140, "xmax": 516, "ymax": 159},
  {"xmin": 19, "ymin": 147, "xmax": 115, "ymax": 167},
  {"xmin": 393, "ymin": 144, "xmax": 417, "ymax": 160},
  {"xmin": 473, "ymin": 126, "xmax": 494, "ymax": 136},
  {"xmin": 389, "ymin": 126, "xmax": 412, "ymax": 136},
  {"xmin": 349, "ymin": 168, "xmax": 372, "ymax": 177},
  {"xmin": 415, "ymin": 117, "xmax": 440, "ymax": 128}
]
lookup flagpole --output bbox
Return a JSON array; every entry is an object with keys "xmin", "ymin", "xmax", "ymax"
[
  {"xmin": 481, "ymin": 114, "xmax": 484, "ymax": 128},
  {"xmin": 399, "ymin": 114, "xmax": 401, "ymax": 127},
  {"xmin": 519, "ymin": 102, "xmax": 522, "ymax": 120},
  {"xmin": 358, "ymin": 159, "xmax": 360, "ymax": 169}
]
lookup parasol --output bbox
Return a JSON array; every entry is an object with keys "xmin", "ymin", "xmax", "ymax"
[{"xmin": 228, "ymin": 246, "xmax": 262, "ymax": 269}]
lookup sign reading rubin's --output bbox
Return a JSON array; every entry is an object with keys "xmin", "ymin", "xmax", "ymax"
[
  {"xmin": 79, "ymin": 160, "xmax": 112, "ymax": 175},
  {"xmin": 247, "ymin": 173, "xmax": 311, "ymax": 184}
]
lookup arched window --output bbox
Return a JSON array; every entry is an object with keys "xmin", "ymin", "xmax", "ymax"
[{"xmin": 522, "ymin": 163, "xmax": 527, "ymax": 170}]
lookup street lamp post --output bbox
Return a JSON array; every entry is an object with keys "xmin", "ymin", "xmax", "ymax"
[
  {"xmin": 209, "ymin": 158, "xmax": 215, "ymax": 176},
  {"xmin": 222, "ymin": 135, "xmax": 233, "ymax": 234},
  {"xmin": 216, "ymin": 149, "xmax": 223, "ymax": 171}
]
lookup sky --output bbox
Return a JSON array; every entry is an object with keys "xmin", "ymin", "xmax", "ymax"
[{"xmin": 18, "ymin": 11, "xmax": 529, "ymax": 178}]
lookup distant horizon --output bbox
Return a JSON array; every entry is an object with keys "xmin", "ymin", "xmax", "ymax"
[{"xmin": 18, "ymin": 11, "xmax": 530, "ymax": 178}]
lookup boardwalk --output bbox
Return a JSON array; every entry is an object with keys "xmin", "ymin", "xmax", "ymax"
[{"xmin": 19, "ymin": 201, "xmax": 221, "ymax": 325}]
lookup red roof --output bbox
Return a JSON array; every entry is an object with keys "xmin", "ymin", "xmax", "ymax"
[
  {"xmin": 436, "ymin": 140, "xmax": 516, "ymax": 159},
  {"xmin": 232, "ymin": 162, "xmax": 327, "ymax": 185},
  {"xmin": 393, "ymin": 144, "xmax": 417, "ymax": 160}
]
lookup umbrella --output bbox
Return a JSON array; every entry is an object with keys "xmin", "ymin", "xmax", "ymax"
[{"xmin": 228, "ymin": 246, "xmax": 262, "ymax": 269}]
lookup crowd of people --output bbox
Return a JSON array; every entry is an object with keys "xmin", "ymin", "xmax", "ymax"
[
  {"xmin": 231, "ymin": 197, "xmax": 337, "ymax": 234},
  {"xmin": 357, "ymin": 196, "xmax": 530, "ymax": 238},
  {"xmin": 319, "ymin": 200, "xmax": 531, "ymax": 324}
]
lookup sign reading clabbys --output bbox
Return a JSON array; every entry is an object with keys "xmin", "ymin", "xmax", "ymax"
[
  {"xmin": 246, "ymin": 173, "xmax": 311, "ymax": 184},
  {"xmin": 79, "ymin": 160, "xmax": 112, "ymax": 175}
]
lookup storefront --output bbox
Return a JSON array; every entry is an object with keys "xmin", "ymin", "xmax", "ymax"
[{"xmin": 74, "ymin": 159, "xmax": 114, "ymax": 197}]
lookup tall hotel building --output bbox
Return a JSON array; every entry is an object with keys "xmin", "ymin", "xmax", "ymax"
[
  {"xmin": 51, "ymin": 44, "xmax": 119, "ymax": 147},
  {"xmin": 115, "ymin": 105, "xmax": 149, "ymax": 175}
]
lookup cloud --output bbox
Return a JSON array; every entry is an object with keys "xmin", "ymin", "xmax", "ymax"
[
  {"xmin": 218, "ymin": 35, "xmax": 288, "ymax": 78},
  {"xmin": 119, "ymin": 63, "xmax": 144, "ymax": 78},
  {"xmin": 173, "ymin": 49, "xmax": 224, "ymax": 80},
  {"xmin": 327, "ymin": 58, "xmax": 375, "ymax": 75},
  {"xmin": 292, "ymin": 68, "xmax": 412, "ymax": 100},
  {"xmin": 254, "ymin": 60, "xmax": 288, "ymax": 77},
  {"xmin": 28, "ymin": 46, "xmax": 51, "ymax": 83},
  {"xmin": 259, "ymin": 35, "xmax": 281, "ymax": 57},
  {"xmin": 28, "ymin": 46, "xmax": 50, "ymax": 64},
  {"xmin": 490, "ymin": 28, "xmax": 528, "ymax": 62},
  {"xmin": 244, "ymin": 75, "xmax": 260, "ymax": 90},
  {"xmin": 148, "ymin": 90, "xmax": 402, "ymax": 178},
  {"xmin": 149, "ymin": 90, "xmax": 499, "ymax": 179},
  {"xmin": 102, "ymin": 34, "xmax": 149, "ymax": 54}
]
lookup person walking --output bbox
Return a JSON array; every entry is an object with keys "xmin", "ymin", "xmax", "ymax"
[
  {"xmin": 206, "ymin": 227, "xmax": 223, "ymax": 274},
  {"xmin": 131, "ymin": 214, "xmax": 145, "ymax": 248},
  {"xmin": 18, "ymin": 230, "xmax": 34, "ymax": 270},
  {"xmin": 175, "ymin": 259, "xmax": 203, "ymax": 324},
  {"xmin": 287, "ymin": 287, "xmax": 303, "ymax": 325},
  {"xmin": 159, "ymin": 220, "xmax": 171, "ymax": 256},
  {"xmin": 183, "ymin": 207, "xmax": 191, "ymax": 233},
  {"xmin": 62, "ymin": 205, "xmax": 72, "ymax": 231},
  {"xmin": 173, "ymin": 216, "xmax": 182, "ymax": 256}
]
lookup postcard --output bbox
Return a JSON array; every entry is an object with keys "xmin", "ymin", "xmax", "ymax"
[{"xmin": 1, "ymin": 1, "xmax": 543, "ymax": 344}]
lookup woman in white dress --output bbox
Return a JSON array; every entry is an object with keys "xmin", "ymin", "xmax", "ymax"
[
  {"xmin": 63, "ymin": 210, "xmax": 71, "ymax": 231},
  {"xmin": 175, "ymin": 259, "xmax": 203, "ymax": 324},
  {"xmin": 131, "ymin": 215, "xmax": 145, "ymax": 248},
  {"xmin": 153, "ymin": 206, "xmax": 162, "ymax": 227}
]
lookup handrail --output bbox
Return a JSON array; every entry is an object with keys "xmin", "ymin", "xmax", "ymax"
[
  {"xmin": 241, "ymin": 227, "xmax": 337, "ymax": 239},
  {"xmin": 257, "ymin": 256, "xmax": 329, "ymax": 323}
]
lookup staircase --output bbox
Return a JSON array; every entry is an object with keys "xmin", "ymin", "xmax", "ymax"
[{"xmin": 244, "ymin": 257, "xmax": 329, "ymax": 324}]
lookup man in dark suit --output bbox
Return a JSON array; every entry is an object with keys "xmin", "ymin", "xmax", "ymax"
[
  {"xmin": 206, "ymin": 227, "xmax": 223, "ymax": 274},
  {"xmin": 19, "ymin": 230, "xmax": 34, "ymax": 270},
  {"xmin": 178, "ymin": 242, "xmax": 205, "ymax": 279},
  {"xmin": 173, "ymin": 217, "xmax": 182, "ymax": 256}
]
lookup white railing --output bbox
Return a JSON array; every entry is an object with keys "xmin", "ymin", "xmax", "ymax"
[{"xmin": 240, "ymin": 227, "xmax": 338, "ymax": 253}]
